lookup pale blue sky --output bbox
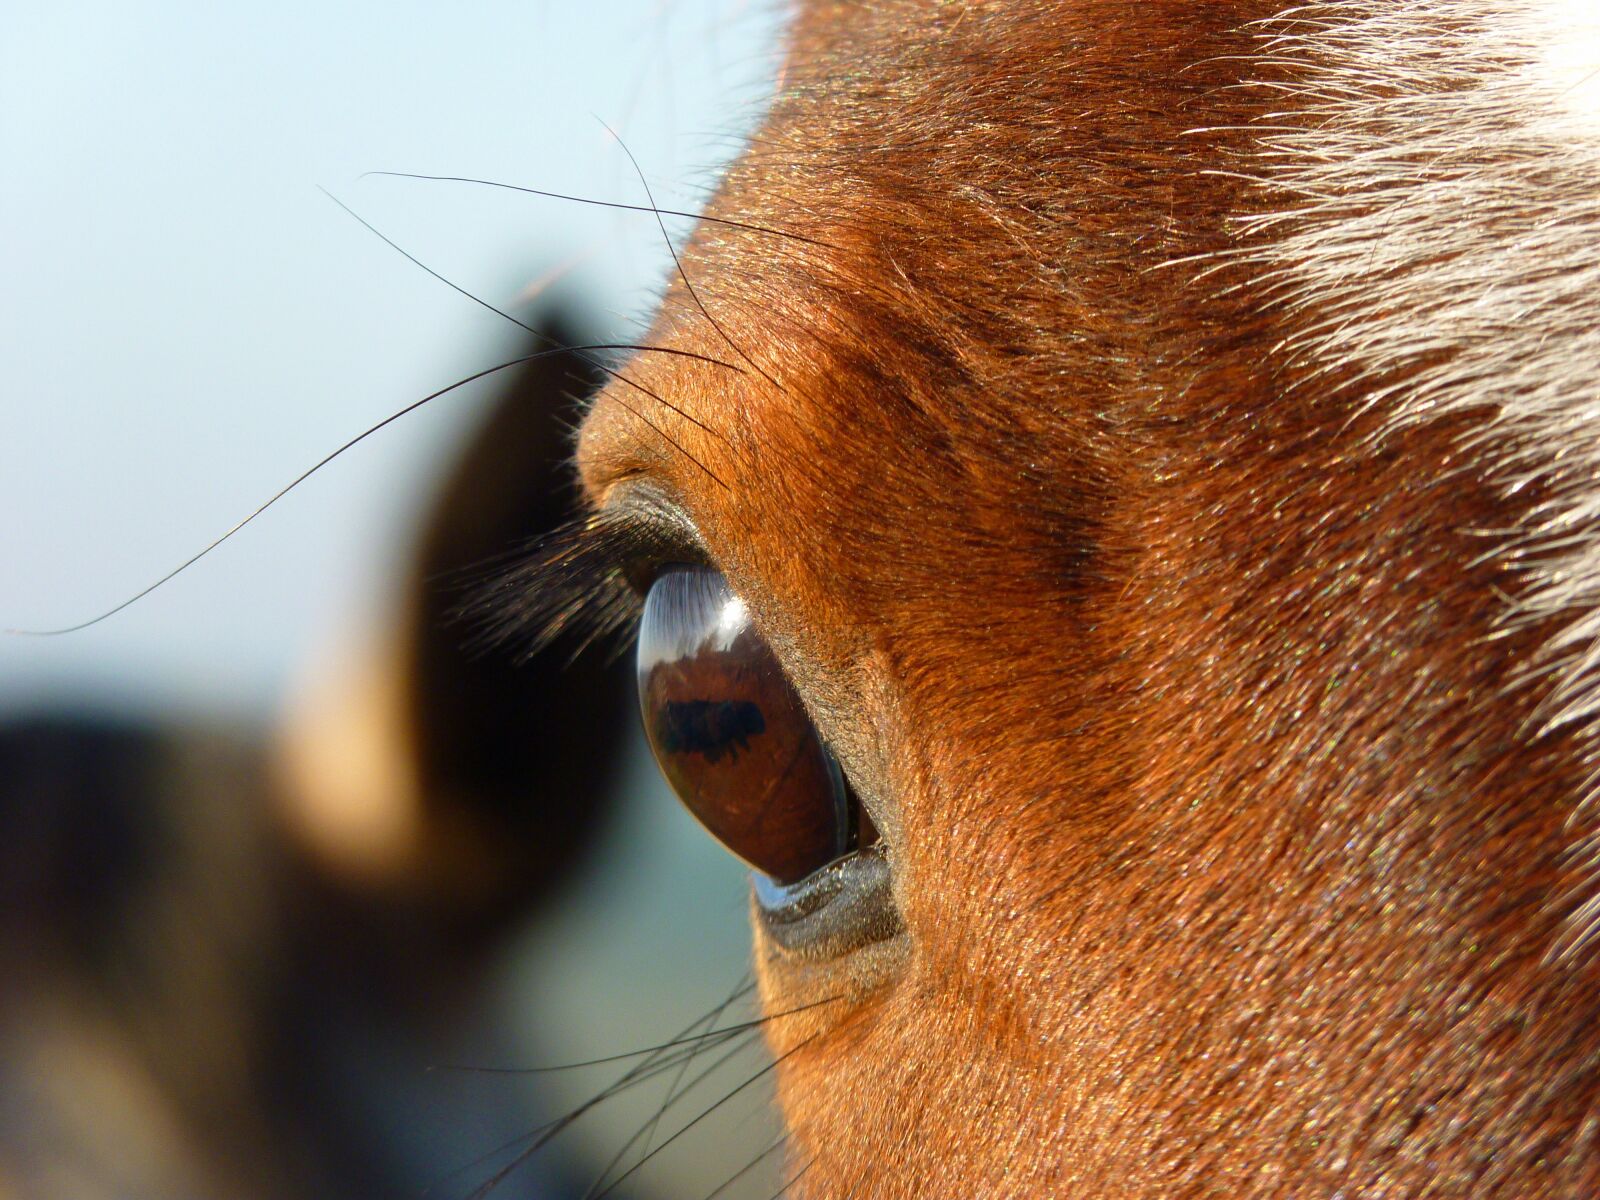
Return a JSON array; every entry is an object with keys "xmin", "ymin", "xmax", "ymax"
[
  {"xmin": 1, "ymin": 0, "xmax": 785, "ymax": 717},
  {"xmin": 1, "ymin": 10, "xmax": 791, "ymax": 1190}
]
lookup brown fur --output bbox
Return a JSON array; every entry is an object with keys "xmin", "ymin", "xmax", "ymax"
[{"xmin": 576, "ymin": 1, "xmax": 1600, "ymax": 1195}]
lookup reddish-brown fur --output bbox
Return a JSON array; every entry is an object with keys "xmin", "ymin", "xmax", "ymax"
[{"xmin": 576, "ymin": 1, "xmax": 1600, "ymax": 1195}]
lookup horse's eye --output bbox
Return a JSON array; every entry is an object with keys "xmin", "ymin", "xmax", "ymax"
[{"xmin": 637, "ymin": 566, "xmax": 866, "ymax": 884}]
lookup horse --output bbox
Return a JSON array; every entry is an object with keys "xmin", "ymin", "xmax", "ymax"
[{"xmin": 532, "ymin": 1, "xmax": 1600, "ymax": 1194}]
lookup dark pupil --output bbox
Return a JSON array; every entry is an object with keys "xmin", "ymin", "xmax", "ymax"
[{"xmin": 637, "ymin": 566, "xmax": 850, "ymax": 884}]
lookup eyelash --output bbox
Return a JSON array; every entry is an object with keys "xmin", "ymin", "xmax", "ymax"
[{"xmin": 458, "ymin": 502, "xmax": 701, "ymax": 663}]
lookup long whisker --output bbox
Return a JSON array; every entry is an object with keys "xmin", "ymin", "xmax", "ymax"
[
  {"xmin": 454, "ymin": 985, "xmax": 839, "ymax": 1199},
  {"xmin": 602, "ymin": 388, "xmax": 731, "ymax": 490},
  {"xmin": 437, "ymin": 1025, "xmax": 751, "ymax": 1078},
  {"xmin": 449, "ymin": 989, "xmax": 841, "ymax": 1195},
  {"xmin": 628, "ymin": 978, "xmax": 752, "ymax": 1178},
  {"xmin": 7, "ymin": 344, "xmax": 717, "ymax": 636},
  {"xmin": 702, "ymin": 1134, "xmax": 789, "ymax": 1200},
  {"xmin": 580, "ymin": 1027, "xmax": 765, "ymax": 1199},
  {"xmin": 599, "ymin": 119, "xmax": 788, "ymax": 397},
  {"xmin": 362, "ymin": 169, "xmax": 832, "ymax": 248},
  {"xmin": 589, "ymin": 1032, "xmax": 819, "ymax": 1200},
  {"xmin": 435, "ymin": 1033, "xmax": 757, "ymax": 1200},
  {"xmin": 768, "ymin": 1158, "xmax": 815, "ymax": 1200},
  {"xmin": 434, "ymin": 991, "xmax": 856, "ymax": 1076},
  {"xmin": 320, "ymin": 187, "xmax": 745, "ymax": 451},
  {"xmin": 462, "ymin": 987, "xmax": 780, "ymax": 1200}
]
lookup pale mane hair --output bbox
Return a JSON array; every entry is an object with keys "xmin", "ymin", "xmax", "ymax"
[{"xmin": 1234, "ymin": 0, "xmax": 1600, "ymax": 956}]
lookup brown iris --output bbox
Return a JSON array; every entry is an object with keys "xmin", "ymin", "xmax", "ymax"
[{"xmin": 637, "ymin": 566, "xmax": 856, "ymax": 884}]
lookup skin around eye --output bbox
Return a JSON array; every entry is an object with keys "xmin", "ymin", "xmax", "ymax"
[{"xmin": 636, "ymin": 566, "xmax": 853, "ymax": 884}]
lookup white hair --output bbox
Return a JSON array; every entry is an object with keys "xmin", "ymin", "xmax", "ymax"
[{"xmin": 1236, "ymin": 0, "xmax": 1600, "ymax": 954}]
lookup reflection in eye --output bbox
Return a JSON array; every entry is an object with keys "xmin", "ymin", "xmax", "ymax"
[{"xmin": 637, "ymin": 566, "xmax": 863, "ymax": 884}]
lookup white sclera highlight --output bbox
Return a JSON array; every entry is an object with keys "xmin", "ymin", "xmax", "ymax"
[{"xmin": 637, "ymin": 567, "xmax": 754, "ymax": 677}]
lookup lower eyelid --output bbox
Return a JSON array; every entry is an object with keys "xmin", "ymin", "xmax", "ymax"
[{"xmin": 755, "ymin": 844, "xmax": 903, "ymax": 963}]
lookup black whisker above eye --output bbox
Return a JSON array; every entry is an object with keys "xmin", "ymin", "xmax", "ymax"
[
  {"xmin": 323, "ymin": 185, "xmax": 749, "ymax": 458},
  {"xmin": 601, "ymin": 121, "xmax": 788, "ymax": 399},
  {"xmin": 6, "ymin": 343, "xmax": 726, "ymax": 638},
  {"xmin": 361, "ymin": 169, "xmax": 835, "ymax": 249}
]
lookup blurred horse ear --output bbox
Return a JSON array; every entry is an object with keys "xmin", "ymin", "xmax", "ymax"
[{"xmin": 278, "ymin": 305, "xmax": 634, "ymax": 934}]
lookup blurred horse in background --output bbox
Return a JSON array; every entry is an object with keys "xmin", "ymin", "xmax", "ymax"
[{"xmin": 0, "ymin": 315, "xmax": 643, "ymax": 1200}]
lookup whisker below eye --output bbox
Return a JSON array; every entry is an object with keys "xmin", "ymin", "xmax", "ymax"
[
  {"xmin": 447, "ymin": 1037, "xmax": 757, "ymax": 1200},
  {"xmin": 446, "ymin": 975, "xmax": 847, "ymax": 1198},
  {"xmin": 450, "ymin": 1003, "xmax": 760, "ymax": 1199},
  {"xmin": 766, "ymin": 1158, "xmax": 815, "ymax": 1200},
  {"xmin": 476, "ymin": 1034, "xmax": 765, "ymax": 1200},
  {"xmin": 614, "ymin": 976, "xmax": 754, "ymax": 1187},
  {"xmin": 430, "ymin": 991, "xmax": 850, "ymax": 1077},
  {"xmin": 432, "ymin": 981, "xmax": 758, "ymax": 1075},
  {"xmin": 582, "ymin": 1029, "xmax": 766, "ymax": 1199},
  {"xmin": 434, "ymin": 1025, "xmax": 752, "ymax": 1077},
  {"xmin": 702, "ymin": 1134, "xmax": 790, "ymax": 1200},
  {"xmin": 587, "ymin": 1032, "xmax": 819, "ymax": 1200},
  {"xmin": 460, "ymin": 980, "xmax": 842, "ymax": 1199}
]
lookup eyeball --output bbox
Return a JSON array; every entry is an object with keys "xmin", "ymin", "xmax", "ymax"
[{"xmin": 636, "ymin": 566, "xmax": 864, "ymax": 884}]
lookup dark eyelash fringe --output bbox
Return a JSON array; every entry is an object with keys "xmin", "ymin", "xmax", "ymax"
[{"xmin": 452, "ymin": 510, "xmax": 646, "ymax": 665}]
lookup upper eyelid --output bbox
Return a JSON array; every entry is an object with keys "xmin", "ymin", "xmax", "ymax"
[{"xmin": 599, "ymin": 483, "xmax": 712, "ymax": 585}]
